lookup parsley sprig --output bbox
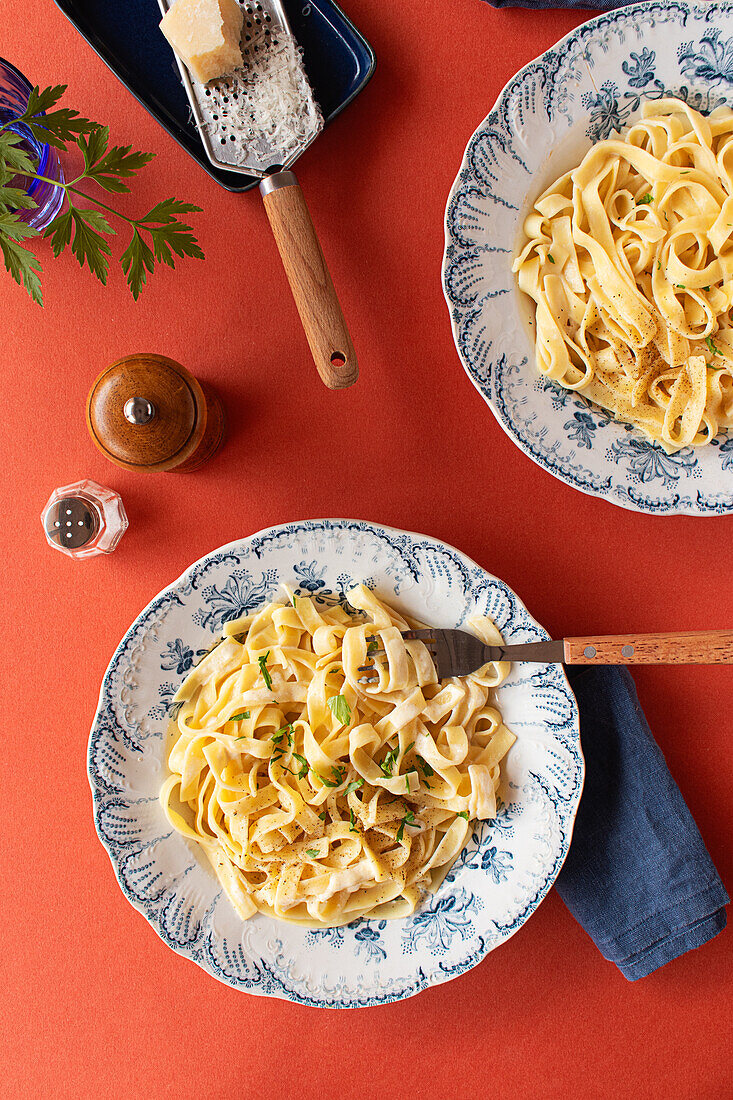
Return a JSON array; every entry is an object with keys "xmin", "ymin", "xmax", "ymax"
[{"xmin": 0, "ymin": 84, "xmax": 203, "ymax": 304}]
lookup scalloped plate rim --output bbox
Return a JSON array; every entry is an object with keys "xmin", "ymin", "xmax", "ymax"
[
  {"xmin": 88, "ymin": 518, "xmax": 585, "ymax": 1006},
  {"xmin": 441, "ymin": 0, "xmax": 733, "ymax": 517}
]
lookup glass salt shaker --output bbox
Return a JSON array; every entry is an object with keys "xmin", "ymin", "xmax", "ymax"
[{"xmin": 41, "ymin": 480, "xmax": 128, "ymax": 559}]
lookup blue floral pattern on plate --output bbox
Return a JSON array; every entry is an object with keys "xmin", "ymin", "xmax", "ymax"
[
  {"xmin": 442, "ymin": 2, "xmax": 733, "ymax": 515},
  {"xmin": 89, "ymin": 520, "xmax": 583, "ymax": 1007}
]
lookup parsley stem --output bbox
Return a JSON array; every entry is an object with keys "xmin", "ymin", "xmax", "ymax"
[{"xmin": 13, "ymin": 171, "xmax": 141, "ymax": 228}]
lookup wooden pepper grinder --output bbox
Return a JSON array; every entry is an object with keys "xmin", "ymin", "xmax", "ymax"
[{"xmin": 86, "ymin": 353, "xmax": 225, "ymax": 472}]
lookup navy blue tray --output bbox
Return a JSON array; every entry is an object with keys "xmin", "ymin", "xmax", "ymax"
[{"xmin": 53, "ymin": 0, "xmax": 376, "ymax": 192}]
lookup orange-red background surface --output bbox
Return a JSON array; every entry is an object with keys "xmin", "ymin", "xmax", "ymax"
[{"xmin": 2, "ymin": 1, "xmax": 732, "ymax": 1096}]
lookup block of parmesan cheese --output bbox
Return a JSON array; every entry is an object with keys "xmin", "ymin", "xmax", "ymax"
[{"xmin": 160, "ymin": 0, "xmax": 244, "ymax": 85}]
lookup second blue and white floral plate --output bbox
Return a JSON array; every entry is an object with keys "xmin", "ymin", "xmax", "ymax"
[
  {"xmin": 443, "ymin": 1, "xmax": 733, "ymax": 515},
  {"xmin": 89, "ymin": 520, "xmax": 583, "ymax": 1006}
]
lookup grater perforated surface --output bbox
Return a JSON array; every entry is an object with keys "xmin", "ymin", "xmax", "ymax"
[{"xmin": 157, "ymin": 0, "xmax": 323, "ymax": 176}]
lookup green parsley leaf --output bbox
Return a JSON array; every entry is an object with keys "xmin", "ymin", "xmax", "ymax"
[
  {"xmin": 657, "ymin": 261, "xmax": 662, "ymax": 272},
  {"xmin": 292, "ymin": 753, "xmax": 310, "ymax": 780},
  {"xmin": 0, "ymin": 210, "xmax": 42, "ymax": 304},
  {"xmin": 366, "ymin": 637, "xmax": 379, "ymax": 655},
  {"xmin": 636, "ymin": 193, "xmax": 653, "ymax": 205},
  {"xmin": 457, "ymin": 811, "xmax": 469, "ymax": 820},
  {"xmin": 380, "ymin": 747, "xmax": 398, "ymax": 777},
  {"xmin": 79, "ymin": 127, "xmax": 156, "ymax": 194},
  {"xmin": 11, "ymin": 84, "xmax": 96, "ymax": 149},
  {"xmin": 119, "ymin": 228, "xmax": 155, "ymax": 299},
  {"xmin": 0, "ymin": 130, "xmax": 37, "ymax": 177},
  {"xmin": 706, "ymin": 335, "xmax": 722, "ymax": 357},
  {"xmin": 318, "ymin": 811, "xmax": 327, "ymax": 821},
  {"xmin": 229, "ymin": 710, "xmax": 250, "ymax": 722},
  {"xmin": 305, "ymin": 848, "xmax": 320, "ymax": 858},
  {"xmin": 417, "ymin": 756, "xmax": 435, "ymax": 778},
  {"xmin": 317, "ymin": 765, "xmax": 347, "ymax": 788},
  {"xmin": 258, "ymin": 652, "xmax": 273, "ymax": 691},
  {"xmin": 349, "ymin": 808, "xmax": 358, "ymax": 834},
  {"xmin": 396, "ymin": 811, "xmax": 416, "ymax": 843},
  {"xmin": 327, "ymin": 694, "xmax": 351, "ymax": 726},
  {"xmin": 547, "ymin": 253, "xmax": 555, "ymax": 264},
  {"xmin": 344, "ymin": 778, "xmax": 364, "ymax": 796}
]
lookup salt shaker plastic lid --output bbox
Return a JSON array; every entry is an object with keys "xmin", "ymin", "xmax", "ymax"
[{"xmin": 41, "ymin": 480, "xmax": 128, "ymax": 559}]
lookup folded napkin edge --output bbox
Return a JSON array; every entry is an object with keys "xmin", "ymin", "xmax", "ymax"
[
  {"xmin": 589, "ymin": 877, "xmax": 729, "ymax": 957},
  {"xmin": 617, "ymin": 908, "xmax": 728, "ymax": 982}
]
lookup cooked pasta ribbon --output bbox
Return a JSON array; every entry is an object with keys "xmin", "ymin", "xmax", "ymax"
[
  {"xmin": 514, "ymin": 99, "xmax": 733, "ymax": 451},
  {"xmin": 160, "ymin": 586, "xmax": 515, "ymax": 927}
]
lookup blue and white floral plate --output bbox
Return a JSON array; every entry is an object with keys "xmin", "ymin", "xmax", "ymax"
[
  {"xmin": 89, "ymin": 520, "xmax": 583, "ymax": 1006},
  {"xmin": 443, "ymin": 1, "xmax": 733, "ymax": 515}
]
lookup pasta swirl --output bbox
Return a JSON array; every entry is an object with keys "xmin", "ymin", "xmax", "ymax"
[
  {"xmin": 514, "ymin": 99, "xmax": 733, "ymax": 451},
  {"xmin": 160, "ymin": 585, "xmax": 515, "ymax": 927}
]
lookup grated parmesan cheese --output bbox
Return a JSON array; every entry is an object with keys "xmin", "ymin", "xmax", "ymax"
[{"xmin": 200, "ymin": 33, "xmax": 323, "ymax": 169}]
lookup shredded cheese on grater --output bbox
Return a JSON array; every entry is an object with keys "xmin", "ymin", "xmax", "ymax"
[{"xmin": 202, "ymin": 34, "xmax": 323, "ymax": 167}]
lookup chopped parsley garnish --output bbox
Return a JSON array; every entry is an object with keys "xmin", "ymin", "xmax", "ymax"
[
  {"xmin": 396, "ymin": 811, "xmax": 416, "ymax": 843},
  {"xmin": 366, "ymin": 637, "xmax": 379, "ymax": 655},
  {"xmin": 292, "ymin": 594, "xmax": 298, "ymax": 607},
  {"xmin": 317, "ymin": 764, "xmax": 347, "ymax": 788},
  {"xmin": 417, "ymin": 756, "xmax": 435, "ymax": 778},
  {"xmin": 704, "ymin": 285, "xmax": 711, "ymax": 291},
  {"xmin": 675, "ymin": 284, "xmax": 686, "ymax": 290},
  {"xmin": 229, "ymin": 710, "xmax": 250, "ymax": 722},
  {"xmin": 318, "ymin": 811, "xmax": 327, "ymax": 821},
  {"xmin": 292, "ymin": 752, "xmax": 310, "ymax": 779},
  {"xmin": 404, "ymin": 741, "xmax": 415, "ymax": 754},
  {"xmin": 258, "ymin": 651, "xmax": 273, "ymax": 691},
  {"xmin": 305, "ymin": 848, "xmax": 319, "ymax": 858},
  {"xmin": 706, "ymin": 335, "xmax": 722, "ymax": 357},
  {"xmin": 457, "ymin": 811, "xmax": 469, "ymax": 820},
  {"xmin": 405, "ymin": 772, "xmax": 410, "ymax": 792},
  {"xmin": 380, "ymin": 746, "xmax": 398, "ymax": 777},
  {"xmin": 547, "ymin": 253, "xmax": 555, "ymax": 264},
  {"xmin": 349, "ymin": 808, "xmax": 358, "ymax": 834},
  {"xmin": 656, "ymin": 261, "xmax": 662, "ymax": 272},
  {"xmin": 636, "ymin": 193, "xmax": 653, "ymax": 205},
  {"xmin": 327, "ymin": 694, "xmax": 351, "ymax": 726},
  {"xmin": 344, "ymin": 778, "xmax": 364, "ymax": 796}
]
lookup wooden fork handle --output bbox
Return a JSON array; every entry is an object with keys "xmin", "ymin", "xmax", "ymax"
[
  {"xmin": 260, "ymin": 171, "xmax": 358, "ymax": 390},
  {"xmin": 564, "ymin": 631, "xmax": 733, "ymax": 664}
]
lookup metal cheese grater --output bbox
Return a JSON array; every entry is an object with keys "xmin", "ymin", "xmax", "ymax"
[{"xmin": 158, "ymin": 0, "xmax": 357, "ymax": 389}]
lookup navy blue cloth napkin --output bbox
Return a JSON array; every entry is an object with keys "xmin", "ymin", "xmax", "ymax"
[
  {"xmin": 555, "ymin": 665, "xmax": 728, "ymax": 980},
  {"xmin": 479, "ymin": 0, "xmax": 626, "ymax": 9}
]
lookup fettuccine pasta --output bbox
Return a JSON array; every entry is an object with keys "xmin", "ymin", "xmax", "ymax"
[
  {"xmin": 514, "ymin": 98, "xmax": 733, "ymax": 451},
  {"xmin": 160, "ymin": 585, "xmax": 515, "ymax": 926}
]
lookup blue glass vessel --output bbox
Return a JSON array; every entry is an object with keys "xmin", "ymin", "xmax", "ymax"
[{"xmin": 0, "ymin": 57, "xmax": 65, "ymax": 229}]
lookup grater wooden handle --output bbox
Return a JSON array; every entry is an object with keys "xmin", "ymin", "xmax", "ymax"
[
  {"xmin": 563, "ymin": 630, "xmax": 733, "ymax": 664},
  {"xmin": 260, "ymin": 171, "xmax": 358, "ymax": 389}
]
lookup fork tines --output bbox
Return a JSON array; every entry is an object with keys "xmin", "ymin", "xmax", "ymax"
[{"xmin": 357, "ymin": 629, "xmax": 437, "ymax": 684}]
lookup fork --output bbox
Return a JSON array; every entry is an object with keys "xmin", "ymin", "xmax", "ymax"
[{"xmin": 357, "ymin": 628, "xmax": 733, "ymax": 683}]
